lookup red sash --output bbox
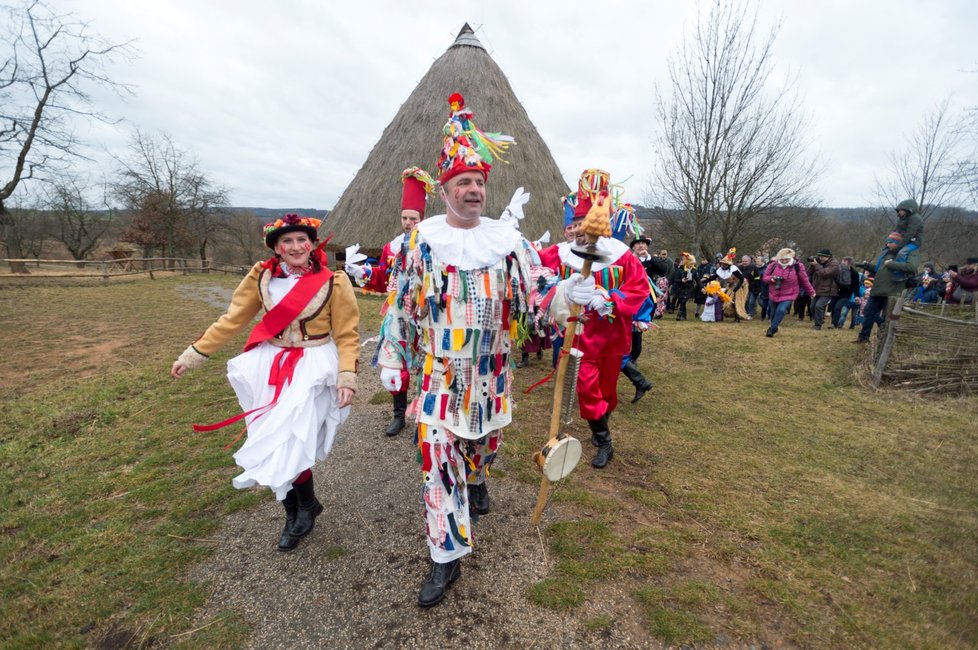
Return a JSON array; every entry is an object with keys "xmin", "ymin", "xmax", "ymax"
[
  {"xmin": 243, "ymin": 266, "xmax": 333, "ymax": 351},
  {"xmin": 193, "ymin": 263, "xmax": 333, "ymax": 442}
]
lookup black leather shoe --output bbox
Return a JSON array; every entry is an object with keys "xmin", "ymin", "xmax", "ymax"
[
  {"xmin": 385, "ymin": 393, "xmax": 408, "ymax": 436},
  {"xmin": 588, "ymin": 416, "xmax": 609, "ymax": 447},
  {"xmin": 277, "ymin": 490, "xmax": 299, "ymax": 552},
  {"xmin": 631, "ymin": 380, "xmax": 653, "ymax": 404},
  {"xmin": 765, "ymin": 327, "xmax": 775, "ymax": 337},
  {"xmin": 418, "ymin": 560, "xmax": 461, "ymax": 607},
  {"xmin": 385, "ymin": 415, "xmax": 405, "ymax": 436},
  {"xmin": 592, "ymin": 431, "xmax": 613, "ymax": 469},
  {"xmin": 291, "ymin": 477, "xmax": 323, "ymax": 540},
  {"xmin": 468, "ymin": 482, "xmax": 489, "ymax": 515}
]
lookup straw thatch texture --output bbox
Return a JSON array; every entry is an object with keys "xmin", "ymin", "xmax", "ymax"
[
  {"xmin": 325, "ymin": 25, "xmax": 569, "ymax": 257},
  {"xmin": 873, "ymin": 302, "xmax": 978, "ymax": 393}
]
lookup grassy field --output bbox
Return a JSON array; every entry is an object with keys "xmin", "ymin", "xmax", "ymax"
[{"xmin": 1, "ymin": 275, "xmax": 975, "ymax": 648}]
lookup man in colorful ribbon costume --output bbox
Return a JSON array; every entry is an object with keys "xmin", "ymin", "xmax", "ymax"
[
  {"xmin": 171, "ymin": 215, "xmax": 360, "ymax": 552},
  {"xmin": 377, "ymin": 93, "xmax": 534, "ymax": 608},
  {"xmin": 538, "ymin": 169, "xmax": 650, "ymax": 469},
  {"xmin": 346, "ymin": 167, "xmax": 435, "ymax": 436}
]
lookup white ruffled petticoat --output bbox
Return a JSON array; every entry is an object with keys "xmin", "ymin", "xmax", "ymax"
[{"xmin": 225, "ymin": 338, "xmax": 349, "ymax": 501}]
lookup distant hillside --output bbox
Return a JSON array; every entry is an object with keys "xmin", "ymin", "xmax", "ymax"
[{"xmin": 229, "ymin": 207, "xmax": 330, "ymax": 220}]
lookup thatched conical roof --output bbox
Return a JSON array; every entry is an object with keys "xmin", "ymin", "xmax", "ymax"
[{"xmin": 326, "ymin": 24, "xmax": 569, "ymax": 257}]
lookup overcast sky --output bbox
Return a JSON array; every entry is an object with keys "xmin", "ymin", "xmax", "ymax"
[{"xmin": 45, "ymin": 0, "xmax": 978, "ymax": 209}]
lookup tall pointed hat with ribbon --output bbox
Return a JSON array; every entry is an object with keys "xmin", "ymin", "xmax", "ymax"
[{"xmin": 401, "ymin": 166, "xmax": 436, "ymax": 218}]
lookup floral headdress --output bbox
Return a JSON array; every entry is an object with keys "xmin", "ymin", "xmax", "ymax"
[{"xmin": 262, "ymin": 214, "xmax": 322, "ymax": 249}]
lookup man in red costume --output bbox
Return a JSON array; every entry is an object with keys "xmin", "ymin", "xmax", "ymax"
[
  {"xmin": 537, "ymin": 169, "xmax": 650, "ymax": 468},
  {"xmin": 346, "ymin": 167, "xmax": 434, "ymax": 436}
]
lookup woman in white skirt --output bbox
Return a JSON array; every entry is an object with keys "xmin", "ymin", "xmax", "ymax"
[{"xmin": 171, "ymin": 214, "xmax": 360, "ymax": 551}]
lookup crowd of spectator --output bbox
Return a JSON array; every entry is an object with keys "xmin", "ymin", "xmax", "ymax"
[{"xmin": 630, "ymin": 244, "xmax": 977, "ymax": 337}]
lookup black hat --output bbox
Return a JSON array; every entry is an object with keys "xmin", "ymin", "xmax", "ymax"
[
  {"xmin": 966, "ymin": 257, "xmax": 978, "ymax": 265},
  {"xmin": 816, "ymin": 248, "xmax": 832, "ymax": 257},
  {"xmin": 630, "ymin": 237, "xmax": 652, "ymax": 248}
]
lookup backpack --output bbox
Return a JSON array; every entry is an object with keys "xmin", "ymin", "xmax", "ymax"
[{"xmin": 835, "ymin": 266, "xmax": 852, "ymax": 291}]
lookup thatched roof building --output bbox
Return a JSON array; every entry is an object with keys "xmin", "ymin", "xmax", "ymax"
[{"xmin": 326, "ymin": 24, "xmax": 569, "ymax": 257}]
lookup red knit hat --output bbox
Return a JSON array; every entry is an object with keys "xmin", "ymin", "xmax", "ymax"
[
  {"xmin": 437, "ymin": 92, "xmax": 514, "ymax": 185},
  {"xmin": 573, "ymin": 169, "xmax": 611, "ymax": 218},
  {"xmin": 401, "ymin": 166, "xmax": 435, "ymax": 217}
]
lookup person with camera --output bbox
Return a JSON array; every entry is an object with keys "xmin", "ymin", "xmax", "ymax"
[
  {"xmin": 807, "ymin": 249, "xmax": 840, "ymax": 330},
  {"xmin": 762, "ymin": 247, "xmax": 815, "ymax": 337}
]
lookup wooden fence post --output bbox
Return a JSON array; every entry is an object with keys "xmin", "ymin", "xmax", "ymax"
[
  {"xmin": 100, "ymin": 263, "xmax": 108, "ymax": 282},
  {"xmin": 872, "ymin": 290, "xmax": 908, "ymax": 388}
]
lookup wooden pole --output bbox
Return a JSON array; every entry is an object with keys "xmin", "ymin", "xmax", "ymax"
[
  {"xmin": 872, "ymin": 290, "xmax": 907, "ymax": 388},
  {"xmin": 530, "ymin": 244, "xmax": 596, "ymax": 526}
]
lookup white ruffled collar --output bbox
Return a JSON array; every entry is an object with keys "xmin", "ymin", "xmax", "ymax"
[
  {"xmin": 388, "ymin": 232, "xmax": 406, "ymax": 250},
  {"xmin": 416, "ymin": 214, "xmax": 523, "ymax": 270},
  {"xmin": 557, "ymin": 238, "xmax": 630, "ymax": 272}
]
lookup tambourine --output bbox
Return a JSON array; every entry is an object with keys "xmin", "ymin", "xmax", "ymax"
[{"xmin": 533, "ymin": 433, "xmax": 582, "ymax": 482}]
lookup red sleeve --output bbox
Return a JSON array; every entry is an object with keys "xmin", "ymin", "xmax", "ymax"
[
  {"xmin": 610, "ymin": 251, "xmax": 652, "ymax": 320},
  {"xmin": 364, "ymin": 241, "xmax": 394, "ymax": 293}
]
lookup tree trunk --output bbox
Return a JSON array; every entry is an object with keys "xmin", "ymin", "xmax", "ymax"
[{"xmin": 0, "ymin": 205, "xmax": 31, "ymax": 274}]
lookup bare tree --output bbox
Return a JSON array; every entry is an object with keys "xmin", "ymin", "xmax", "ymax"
[
  {"xmin": 214, "ymin": 210, "xmax": 267, "ymax": 266},
  {"xmin": 43, "ymin": 174, "xmax": 111, "ymax": 263},
  {"xmin": 876, "ymin": 98, "xmax": 966, "ymax": 220},
  {"xmin": 0, "ymin": 0, "xmax": 133, "ymax": 272},
  {"xmin": 649, "ymin": 0, "xmax": 819, "ymax": 260},
  {"xmin": 113, "ymin": 131, "xmax": 228, "ymax": 266}
]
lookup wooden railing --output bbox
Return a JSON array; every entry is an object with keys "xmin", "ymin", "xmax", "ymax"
[{"xmin": 0, "ymin": 257, "xmax": 251, "ymax": 280}]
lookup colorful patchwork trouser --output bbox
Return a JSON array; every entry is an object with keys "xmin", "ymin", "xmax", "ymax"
[
  {"xmin": 576, "ymin": 355, "xmax": 624, "ymax": 421},
  {"xmin": 418, "ymin": 423, "xmax": 501, "ymax": 563}
]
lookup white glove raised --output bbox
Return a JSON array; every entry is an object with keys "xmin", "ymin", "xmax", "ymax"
[
  {"xmin": 499, "ymin": 187, "xmax": 531, "ymax": 227},
  {"xmin": 345, "ymin": 263, "xmax": 366, "ymax": 280},
  {"xmin": 563, "ymin": 273, "xmax": 596, "ymax": 306},
  {"xmin": 379, "ymin": 366, "xmax": 402, "ymax": 392}
]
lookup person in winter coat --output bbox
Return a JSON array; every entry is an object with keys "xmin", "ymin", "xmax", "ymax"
[
  {"xmin": 945, "ymin": 257, "xmax": 978, "ymax": 304},
  {"xmin": 807, "ymin": 249, "xmax": 839, "ymax": 330},
  {"xmin": 831, "ymin": 256, "xmax": 857, "ymax": 327},
  {"xmin": 670, "ymin": 251, "xmax": 701, "ymax": 320},
  {"xmin": 762, "ymin": 247, "xmax": 816, "ymax": 337},
  {"xmin": 855, "ymin": 232, "xmax": 920, "ymax": 343},
  {"xmin": 893, "ymin": 198, "xmax": 924, "ymax": 256}
]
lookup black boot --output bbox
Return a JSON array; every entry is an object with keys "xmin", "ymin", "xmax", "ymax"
[
  {"xmin": 591, "ymin": 431, "xmax": 614, "ymax": 469},
  {"xmin": 516, "ymin": 351, "xmax": 530, "ymax": 368},
  {"xmin": 588, "ymin": 415, "xmax": 609, "ymax": 447},
  {"xmin": 385, "ymin": 392, "xmax": 407, "ymax": 436},
  {"xmin": 418, "ymin": 559, "xmax": 461, "ymax": 607},
  {"xmin": 276, "ymin": 489, "xmax": 299, "ymax": 552},
  {"xmin": 621, "ymin": 360, "xmax": 653, "ymax": 403},
  {"xmin": 468, "ymin": 482, "xmax": 489, "ymax": 515},
  {"xmin": 290, "ymin": 476, "xmax": 323, "ymax": 541}
]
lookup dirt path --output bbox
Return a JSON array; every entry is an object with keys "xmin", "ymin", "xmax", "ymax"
[{"xmin": 183, "ymin": 285, "xmax": 653, "ymax": 649}]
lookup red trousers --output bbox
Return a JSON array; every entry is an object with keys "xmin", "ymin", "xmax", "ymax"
[{"xmin": 576, "ymin": 355, "xmax": 622, "ymax": 420}]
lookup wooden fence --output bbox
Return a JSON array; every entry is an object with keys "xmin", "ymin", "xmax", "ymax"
[
  {"xmin": 871, "ymin": 291, "xmax": 978, "ymax": 393},
  {"xmin": 0, "ymin": 257, "xmax": 251, "ymax": 281}
]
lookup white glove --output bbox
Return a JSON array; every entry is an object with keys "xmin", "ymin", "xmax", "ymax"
[
  {"xmin": 563, "ymin": 273, "xmax": 596, "ymax": 306},
  {"xmin": 379, "ymin": 366, "xmax": 402, "ymax": 392},
  {"xmin": 345, "ymin": 263, "xmax": 366, "ymax": 280},
  {"xmin": 499, "ymin": 187, "xmax": 530, "ymax": 227},
  {"xmin": 587, "ymin": 292, "xmax": 613, "ymax": 316}
]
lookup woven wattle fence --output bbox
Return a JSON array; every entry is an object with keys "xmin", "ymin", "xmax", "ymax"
[{"xmin": 871, "ymin": 292, "xmax": 978, "ymax": 393}]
